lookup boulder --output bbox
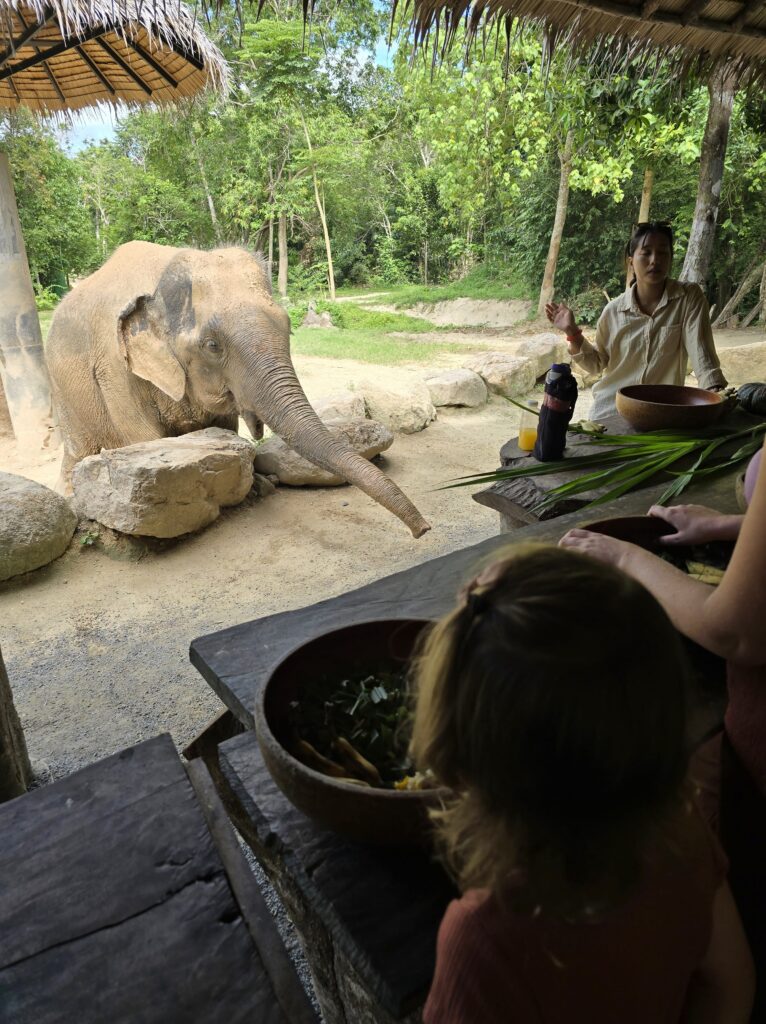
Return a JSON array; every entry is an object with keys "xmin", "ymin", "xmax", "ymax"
[
  {"xmin": 253, "ymin": 419, "xmax": 394, "ymax": 486},
  {"xmin": 718, "ymin": 342, "xmax": 766, "ymax": 386},
  {"xmin": 462, "ymin": 352, "xmax": 537, "ymax": 398},
  {"xmin": 514, "ymin": 334, "xmax": 569, "ymax": 378},
  {"xmin": 0, "ymin": 473, "xmax": 77, "ymax": 581},
  {"xmin": 313, "ymin": 391, "xmax": 367, "ymax": 422},
  {"xmin": 422, "ymin": 369, "xmax": 487, "ymax": 408},
  {"xmin": 302, "ymin": 305, "xmax": 334, "ymax": 329},
  {"xmin": 361, "ymin": 382, "xmax": 437, "ymax": 434},
  {"xmin": 71, "ymin": 428, "xmax": 257, "ymax": 538}
]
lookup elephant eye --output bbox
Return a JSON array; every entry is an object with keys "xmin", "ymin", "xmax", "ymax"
[{"xmin": 204, "ymin": 337, "xmax": 220, "ymax": 353}]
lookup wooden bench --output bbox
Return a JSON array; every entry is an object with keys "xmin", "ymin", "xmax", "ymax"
[{"xmin": 0, "ymin": 733, "xmax": 317, "ymax": 1024}]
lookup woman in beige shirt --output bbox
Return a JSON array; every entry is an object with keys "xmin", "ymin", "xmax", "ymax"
[{"xmin": 546, "ymin": 222, "xmax": 727, "ymax": 422}]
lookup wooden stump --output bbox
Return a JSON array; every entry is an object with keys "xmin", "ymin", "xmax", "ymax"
[{"xmin": 0, "ymin": 645, "xmax": 32, "ymax": 802}]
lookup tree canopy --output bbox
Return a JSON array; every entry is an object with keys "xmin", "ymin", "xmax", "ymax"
[{"xmin": 2, "ymin": 2, "xmax": 764, "ymax": 320}]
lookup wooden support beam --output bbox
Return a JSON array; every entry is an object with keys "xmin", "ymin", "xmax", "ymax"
[
  {"xmin": 641, "ymin": 0, "xmax": 661, "ymax": 15},
  {"xmin": 94, "ymin": 36, "xmax": 152, "ymax": 94},
  {"xmin": 127, "ymin": 37, "xmax": 178, "ymax": 87},
  {"xmin": 680, "ymin": 0, "xmax": 711, "ymax": 26},
  {"xmin": 75, "ymin": 43, "xmax": 116, "ymax": 94},
  {"xmin": 0, "ymin": 24, "xmax": 107, "ymax": 82},
  {"xmin": 0, "ymin": 6, "xmax": 55, "ymax": 69},
  {"xmin": 42, "ymin": 59, "xmax": 65, "ymax": 103},
  {"xmin": 730, "ymin": 0, "xmax": 765, "ymax": 32}
]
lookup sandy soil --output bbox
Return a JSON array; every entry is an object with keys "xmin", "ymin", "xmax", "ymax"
[{"xmin": 0, "ymin": 347, "xmax": 545, "ymax": 782}]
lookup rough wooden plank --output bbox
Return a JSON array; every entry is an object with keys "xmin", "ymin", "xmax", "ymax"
[
  {"xmin": 0, "ymin": 872, "xmax": 283, "ymax": 1024},
  {"xmin": 0, "ymin": 733, "xmax": 294, "ymax": 1024},
  {"xmin": 219, "ymin": 732, "xmax": 455, "ymax": 1019},
  {"xmin": 191, "ymin": 460, "xmax": 743, "ymax": 732},
  {"xmin": 0, "ymin": 736, "xmax": 223, "ymax": 965},
  {"xmin": 0, "ymin": 643, "xmax": 31, "ymax": 802},
  {"xmin": 187, "ymin": 757, "xmax": 318, "ymax": 1024}
]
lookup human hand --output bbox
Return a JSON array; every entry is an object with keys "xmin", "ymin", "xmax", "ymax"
[
  {"xmin": 544, "ymin": 302, "xmax": 577, "ymax": 334},
  {"xmin": 648, "ymin": 504, "xmax": 742, "ymax": 545},
  {"xmin": 558, "ymin": 529, "xmax": 634, "ymax": 568}
]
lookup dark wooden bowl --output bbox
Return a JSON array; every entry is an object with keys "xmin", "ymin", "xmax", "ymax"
[
  {"xmin": 254, "ymin": 618, "xmax": 448, "ymax": 846},
  {"xmin": 616, "ymin": 385, "xmax": 725, "ymax": 432},
  {"xmin": 582, "ymin": 515, "xmax": 679, "ymax": 551}
]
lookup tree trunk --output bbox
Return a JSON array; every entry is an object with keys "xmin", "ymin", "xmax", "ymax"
[
  {"xmin": 277, "ymin": 212, "xmax": 288, "ymax": 298},
  {"xmin": 268, "ymin": 217, "xmax": 274, "ymax": 281},
  {"xmin": 680, "ymin": 63, "xmax": 738, "ymax": 286},
  {"xmin": 537, "ymin": 129, "xmax": 575, "ymax": 318},
  {"xmin": 0, "ymin": 153, "xmax": 55, "ymax": 450},
  {"xmin": 0, "ymin": 645, "xmax": 32, "ymax": 802},
  {"xmin": 740, "ymin": 299, "xmax": 761, "ymax": 328},
  {"xmin": 760, "ymin": 263, "xmax": 766, "ymax": 324},
  {"xmin": 711, "ymin": 260, "xmax": 764, "ymax": 327},
  {"xmin": 300, "ymin": 116, "xmax": 336, "ymax": 300},
  {"xmin": 192, "ymin": 138, "xmax": 222, "ymax": 246},
  {"xmin": 627, "ymin": 166, "xmax": 655, "ymax": 288}
]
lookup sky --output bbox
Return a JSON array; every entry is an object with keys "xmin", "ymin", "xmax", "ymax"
[{"xmin": 61, "ymin": 34, "xmax": 396, "ymax": 155}]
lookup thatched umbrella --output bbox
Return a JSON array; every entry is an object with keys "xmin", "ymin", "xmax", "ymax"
[
  {"xmin": 403, "ymin": 0, "xmax": 763, "ymax": 311},
  {"xmin": 0, "ymin": 0, "xmax": 227, "ymax": 448},
  {"xmin": 403, "ymin": 0, "xmax": 766, "ymax": 81}
]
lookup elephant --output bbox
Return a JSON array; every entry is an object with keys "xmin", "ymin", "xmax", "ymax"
[{"xmin": 45, "ymin": 242, "xmax": 430, "ymax": 537}]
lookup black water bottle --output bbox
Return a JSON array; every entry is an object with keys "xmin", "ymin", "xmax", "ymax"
[{"xmin": 533, "ymin": 363, "xmax": 578, "ymax": 462}]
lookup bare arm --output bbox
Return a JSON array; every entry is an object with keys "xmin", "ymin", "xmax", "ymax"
[
  {"xmin": 562, "ymin": 438, "xmax": 766, "ymax": 666},
  {"xmin": 680, "ymin": 882, "xmax": 754, "ymax": 1024}
]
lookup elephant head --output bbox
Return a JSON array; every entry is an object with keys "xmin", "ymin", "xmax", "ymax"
[{"xmin": 117, "ymin": 247, "xmax": 430, "ymax": 537}]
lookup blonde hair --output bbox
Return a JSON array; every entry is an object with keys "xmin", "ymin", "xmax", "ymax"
[{"xmin": 411, "ymin": 543, "xmax": 690, "ymax": 918}]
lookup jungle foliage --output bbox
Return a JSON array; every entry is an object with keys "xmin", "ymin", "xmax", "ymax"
[{"xmin": 1, "ymin": 1, "xmax": 765, "ymax": 318}]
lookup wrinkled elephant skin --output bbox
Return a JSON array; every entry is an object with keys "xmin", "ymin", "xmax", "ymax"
[{"xmin": 45, "ymin": 243, "xmax": 430, "ymax": 537}]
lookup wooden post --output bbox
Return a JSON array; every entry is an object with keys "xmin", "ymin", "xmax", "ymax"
[
  {"xmin": 0, "ymin": 152, "xmax": 54, "ymax": 450},
  {"xmin": 0, "ymin": 645, "xmax": 32, "ymax": 802},
  {"xmin": 626, "ymin": 166, "xmax": 655, "ymax": 289}
]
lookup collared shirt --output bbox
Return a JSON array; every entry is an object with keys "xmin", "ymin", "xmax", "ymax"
[{"xmin": 572, "ymin": 279, "xmax": 727, "ymax": 422}]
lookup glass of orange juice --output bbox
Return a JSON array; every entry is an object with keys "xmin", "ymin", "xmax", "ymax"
[{"xmin": 518, "ymin": 401, "xmax": 539, "ymax": 452}]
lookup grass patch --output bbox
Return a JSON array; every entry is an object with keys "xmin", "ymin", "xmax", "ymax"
[
  {"xmin": 287, "ymin": 300, "xmax": 440, "ymax": 333},
  {"xmin": 291, "ymin": 327, "xmax": 464, "ymax": 364},
  {"xmin": 38, "ymin": 310, "xmax": 54, "ymax": 343},
  {"xmin": 378, "ymin": 267, "xmax": 532, "ymax": 308}
]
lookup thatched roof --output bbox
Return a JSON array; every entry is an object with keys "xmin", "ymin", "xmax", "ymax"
[
  {"xmin": 0, "ymin": 0, "xmax": 228, "ymax": 113},
  {"xmin": 402, "ymin": 0, "xmax": 766, "ymax": 83}
]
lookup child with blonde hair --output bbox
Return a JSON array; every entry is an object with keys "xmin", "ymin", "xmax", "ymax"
[{"xmin": 412, "ymin": 544, "xmax": 752, "ymax": 1023}]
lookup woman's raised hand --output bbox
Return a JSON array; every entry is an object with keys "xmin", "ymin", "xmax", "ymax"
[
  {"xmin": 545, "ymin": 302, "xmax": 577, "ymax": 334},
  {"xmin": 648, "ymin": 505, "xmax": 744, "ymax": 545}
]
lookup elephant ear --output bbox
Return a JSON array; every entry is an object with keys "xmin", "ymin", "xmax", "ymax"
[{"xmin": 118, "ymin": 294, "xmax": 186, "ymax": 403}]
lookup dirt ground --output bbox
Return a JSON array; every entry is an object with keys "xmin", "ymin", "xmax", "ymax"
[{"xmin": 1, "ymin": 304, "xmax": 758, "ymax": 783}]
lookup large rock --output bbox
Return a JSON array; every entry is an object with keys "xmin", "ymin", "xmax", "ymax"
[
  {"xmin": 313, "ymin": 391, "xmax": 367, "ymax": 422},
  {"xmin": 72, "ymin": 428, "xmax": 257, "ymax": 538},
  {"xmin": 254, "ymin": 419, "xmax": 394, "ymax": 486},
  {"xmin": 422, "ymin": 369, "xmax": 487, "ymax": 408},
  {"xmin": 462, "ymin": 352, "xmax": 537, "ymax": 398},
  {"xmin": 514, "ymin": 334, "xmax": 569, "ymax": 378},
  {"xmin": 0, "ymin": 472, "xmax": 77, "ymax": 581},
  {"xmin": 361, "ymin": 382, "xmax": 437, "ymax": 434},
  {"xmin": 718, "ymin": 342, "xmax": 766, "ymax": 386}
]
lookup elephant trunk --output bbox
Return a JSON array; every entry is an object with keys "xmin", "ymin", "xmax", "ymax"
[{"xmin": 235, "ymin": 353, "xmax": 431, "ymax": 538}]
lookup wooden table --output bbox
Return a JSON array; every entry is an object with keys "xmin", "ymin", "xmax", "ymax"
[
  {"xmin": 472, "ymin": 408, "xmax": 756, "ymax": 531},
  {"xmin": 0, "ymin": 734, "xmax": 317, "ymax": 1024},
  {"xmin": 188, "ymin": 470, "xmax": 744, "ymax": 1023}
]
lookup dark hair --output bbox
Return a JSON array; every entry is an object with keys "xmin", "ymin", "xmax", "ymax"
[
  {"xmin": 625, "ymin": 221, "xmax": 674, "ymax": 286},
  {"xmin": 411, "ymin": 543, "xmax": 691, "ymax": 919}
]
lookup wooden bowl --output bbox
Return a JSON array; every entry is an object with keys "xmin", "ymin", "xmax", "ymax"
[
  {"xmin": 254, "ymin": 618, "xmax": 448, "ymax": 846},
  {"xmin": 582, "ymin": 515, "xmax": 679, "ymax": 551},
  {"xmin": 616, "ymin": 385, "xmax": 726, "ymax": 432}
]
